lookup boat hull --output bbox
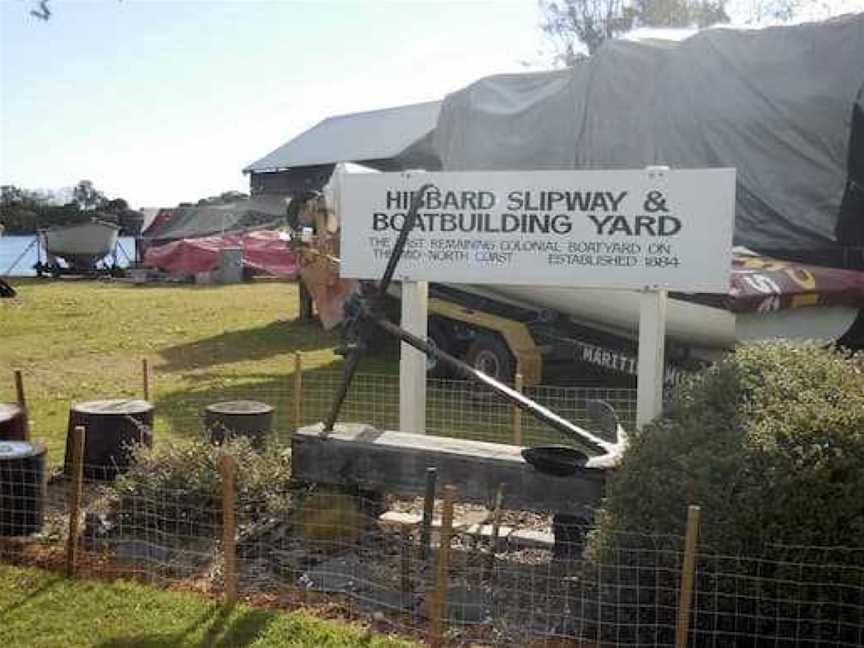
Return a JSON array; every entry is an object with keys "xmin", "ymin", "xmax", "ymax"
[
  {"xmin": 39, "ymin": 221, "xmax": 119, "ymax": 269},
  {"xmin": 464, "ymin": 284, "xmax": 859, "ymax": 351}
]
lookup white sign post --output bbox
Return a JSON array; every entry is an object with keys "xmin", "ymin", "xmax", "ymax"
[
  {"xmin": 340, "ymin": 169, "xmax": 735, "ymax": 433},
  {"xmin": 400, "ymin": 280, "xmax": 428, "ymax": 434},
  {"xmin": 636, "ymin": 165, "xmax": 668, "ymax": 429},
  {"xmin": 637, "ymin": 288, "xmax": 667, "ymax": 428}
]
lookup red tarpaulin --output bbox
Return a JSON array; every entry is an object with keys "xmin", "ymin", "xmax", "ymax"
[{"xmin": 144, "ymin": 231, "xmax": 299, "ymax": 278}]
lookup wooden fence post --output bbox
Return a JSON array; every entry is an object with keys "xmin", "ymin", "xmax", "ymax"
[
  {"xmin": 13, "ymin": 370, "xmax": 29, "ymax": 441},
  {"xmin": 512, "ymin": 372, "xmax": 523, "ymax": 446},
  {"xmin": 221, "ymin": 453, "xmax": 237, "ymax": 604},
  {"xmin": 675, "ymin": 504, "xmax": 701, "ymax": 648},
  {"xmin": 429, "ymin": 485, "xmax": 456, "ymax": 648},
  {"xmin": 65, "ymin": 425, "xmax": 86, "ymax": 578},
  {"xmin": 420, "ymin": 467, "xmax": 437, "ymax": 562},
  {"xmin": 293, "ymin": 352, "xmax": 303, "ymax": 430},
  {"xmin": 297, "ymin": 281, "xmax": 309, "ymax": 321},
  {"xmin": 142, "ymin": 358, "xmax": 150, "ymax": 402},
  {"xmin": 14, "ymin": 370, "xmax": 26, "ymax": 409}
]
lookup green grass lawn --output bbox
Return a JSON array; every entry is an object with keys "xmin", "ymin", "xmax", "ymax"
[
  {"xmin": 0, "ymin": 278, "xmax": 618, "ymax": 463},
  {"xmin": 0, "ymin": 279, "xmax": 398, "ymax": 464},
  {"xmin": 0, "ymin": 565, "xmax": 417, "ymax": 648}
]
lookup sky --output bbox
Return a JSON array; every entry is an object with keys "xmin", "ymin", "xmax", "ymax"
[
  {"xmin": 1, "ymin": 0, "xmax": 862, "ymax": 208},
  {"xmin": 0, "ymin": 0, "xmax": 549, "ymax": 208}
]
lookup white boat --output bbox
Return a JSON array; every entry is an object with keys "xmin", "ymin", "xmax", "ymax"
[
  {"xmin": 38, "ymin": 220, "xmax": 120, "ymax": 270},
  {"xmin": 466, "ymin": 284, "xmax": 859, "ymax": 353}
]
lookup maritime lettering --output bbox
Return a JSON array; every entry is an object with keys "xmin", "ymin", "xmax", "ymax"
[
  {"xmin": 580, "ymin": 343, "xmax": 637, "ymax": 374},
  {"xmin": 577, "ymin": 342, "xmax": 685, "ymax": 385}
]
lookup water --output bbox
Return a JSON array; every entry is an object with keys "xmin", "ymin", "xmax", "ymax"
[{"xmin": 0, "ymin": 235, "xmax": 137, "ymax": 276}]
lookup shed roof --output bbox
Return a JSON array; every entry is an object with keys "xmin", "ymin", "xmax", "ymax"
[{"xmin": 243, "ymin": 100, "xmax": 442, "ymax": 173}]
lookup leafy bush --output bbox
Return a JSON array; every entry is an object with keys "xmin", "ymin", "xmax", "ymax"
[
  {"xmin": 112, "ymin": 437, "xmax": 293, "ymax": 537},
  {"xmin": 593, "ymin": 342, "xmax": 864, "ymax": 551},
  {"xmin": 581, "ymin": 342, "xmax": 864, "ymax": 646}
]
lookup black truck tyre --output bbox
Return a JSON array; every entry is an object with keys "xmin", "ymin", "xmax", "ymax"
[{"xmin": 465, "ymin": 333, "xmax": 515, "ymax": 384}]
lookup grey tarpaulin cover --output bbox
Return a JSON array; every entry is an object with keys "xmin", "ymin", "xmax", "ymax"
[
  {"xmin": 141, "ymin": 195, "xmax": 288, "ymax": 243},
  {"xmin": 433, "ymin": 15, "xmax": 864, "ymax": 267}
]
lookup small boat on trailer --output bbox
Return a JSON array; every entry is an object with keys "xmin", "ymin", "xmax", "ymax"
[
  {"xmin": 465, "ymin": 249, "xmax": 864, "ymax": 355},
  {"xmin": 35, "ymin": 220, "xmax": 121, "ymax": 277},
  {"xmin": 296, "ymin": 244, "xmax": 864, "ymax": 389}
]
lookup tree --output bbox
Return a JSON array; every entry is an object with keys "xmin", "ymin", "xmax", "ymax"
[
  {"xmin": 540, "ymin": 0, "xmax": 731, "ymax": 63},
  {"xmin": 1, "ymin": 182, "xmax": 133, "ymax": 234},
  {"xmin": 633, "ymin": 0, "xmax": 728, "ymax": 26},
  {"xmin": 72, "ymin": 179, "xmax": 106, "ymax": 211},
  {"xmin": 539, "ymin": 0, "xmax": 851, "ymax": 64},
  {"xmin": 0, "ymin": 185, "xmax": 52, "ymax": 208},
  {"xmin": 540, "ymin": 0, "xmax": 636, "ymax": 62},
  {"xmin": 1, "ymin": 185, "xmax": 28, "ymax": 207},
  {"xmin": 103, "ymin": 198, "xmax": 129, "ymax": 214},
  {"xmin": 738, "ymin": 0, "xmax": 800, "ymax": 23},
  {"xmin": 0, "ymin": 185, "xmax": 46, "ymax": 234}
]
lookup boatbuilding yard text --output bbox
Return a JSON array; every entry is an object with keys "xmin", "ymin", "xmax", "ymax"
[
  {"xmin": 340, "ymin": 169, "xmax": 735, "ymax": 292},
  {"xmin": 370, "ymin": 188, "xmax": 683, "ymax": 270}
]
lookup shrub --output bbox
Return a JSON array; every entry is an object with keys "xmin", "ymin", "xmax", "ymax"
[
  {"xmin": 112, "ymin": 437, "xmax": 293, "ymax": 537},
  {"xmin": 592, "ymin": 342, "xmax": 864, "ymax": 551},
  {"xmin": 580, "ymin": 342, "xmax": 864, "ymax": 646}
]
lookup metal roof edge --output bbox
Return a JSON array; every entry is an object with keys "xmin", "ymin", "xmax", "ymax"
[{"xmin": 242, "ymin": 100, "xmax": 442, "ymax": 174}]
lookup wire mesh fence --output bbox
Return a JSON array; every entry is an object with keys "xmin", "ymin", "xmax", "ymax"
[
  {"xmin": 0, "ymin": 452, "xmax": 862, "ymax": 648},
  {"xmin": 0, "ymin": 363, "xmax": 635, "ymax": 448},
  {"xmin": 154, "ymin": 368, "xmax": 638, "ymax": 448},
  {"xmin": 2, "ymin": 365, "xmax": 862, "ymax": 646}
]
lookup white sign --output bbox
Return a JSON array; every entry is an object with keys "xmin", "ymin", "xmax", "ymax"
[{"xmin": 340, "ymin": 169, "xmax": 735, "ymax": 292}]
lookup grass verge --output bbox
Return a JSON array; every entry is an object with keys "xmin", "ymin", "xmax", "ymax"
[
  {"xmin": 0, "ymin": 564, "xmax": 417, "ymax": 648},
  {"xmin": 0, "ymin": 279, "xmax": 397, "ymax": 464}
]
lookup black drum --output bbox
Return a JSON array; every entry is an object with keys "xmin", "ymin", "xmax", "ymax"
[{"xmin": 0, "ymin": 440, "xmax": 46, "ymax": 537}]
